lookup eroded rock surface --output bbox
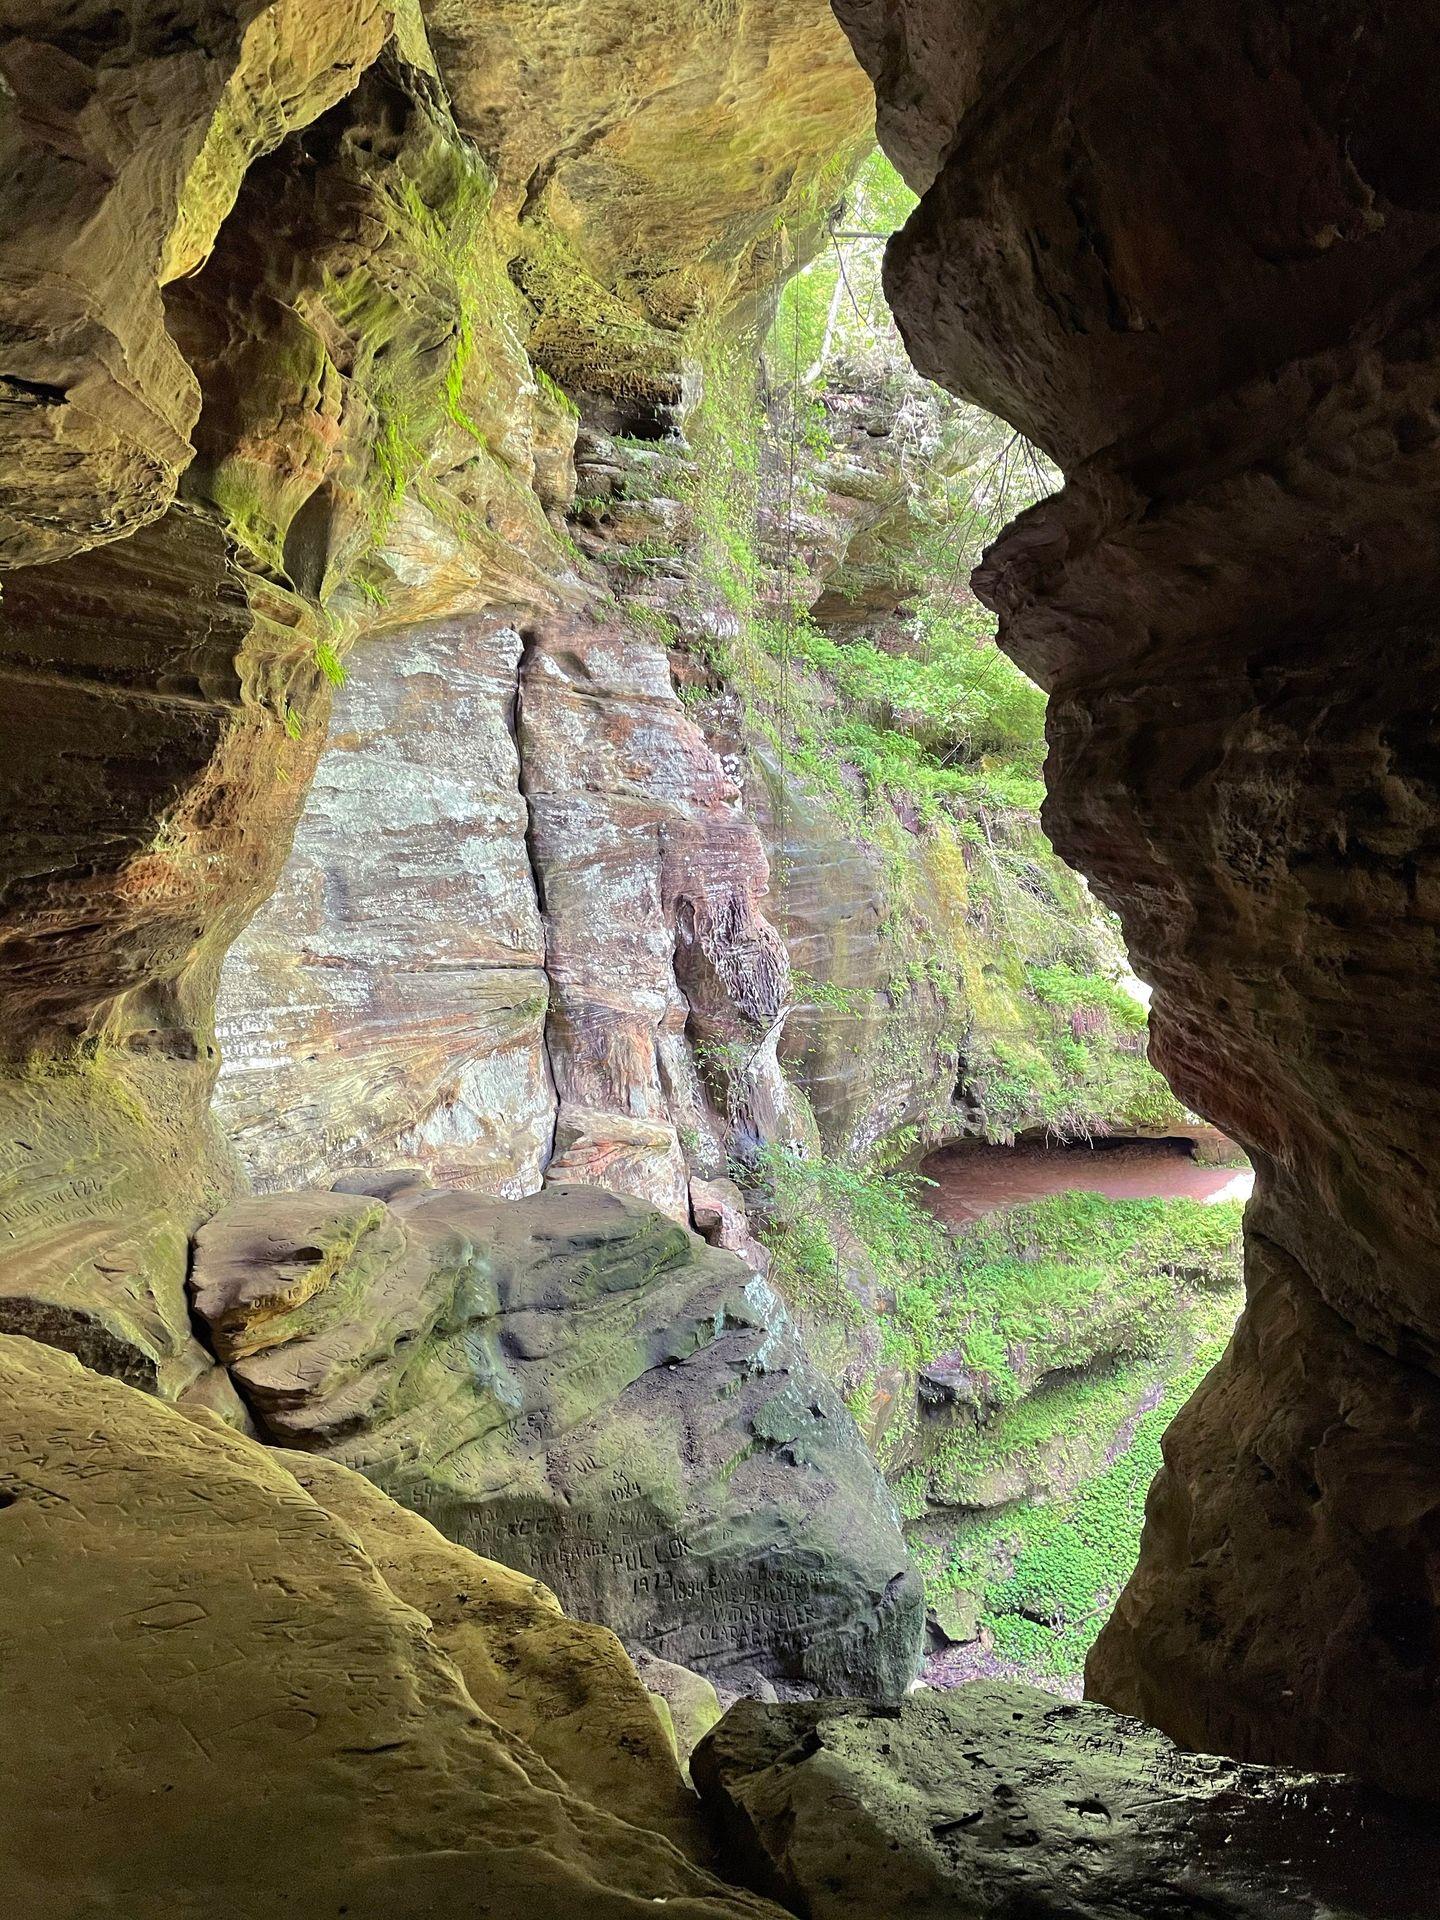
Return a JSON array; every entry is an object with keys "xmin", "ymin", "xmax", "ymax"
[
  {"xmin": 189, "ymin": 1179, "xmax": 923, "ymax": 1699},
  {"xmin": 836, "ymin": 0, "xmax": 1440, "ymax": 1792},
  {"xmin": 0, "ymin": 1333, "xmax": 785, "ymax": 1920},
  {"xmin": 279, "ymin": 1445, "xmax": 711, "ymax": 1860},
  {"xmin": 693, "ymin": 1684, "xmax": 1438, "ymax": 1919},
  {"xmin": 0, "ymin": 0, "xmax": 867, "ymax": 1391},
  {"xmin": 215, "ymin": 614, "xmax": 556, "ymax": 1195},
  {"xmin": 427, "ymin": 0, "xmax": 873, "ymax": 409}
]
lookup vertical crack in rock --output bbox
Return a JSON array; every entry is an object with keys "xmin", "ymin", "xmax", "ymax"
[{"xmin": 514, "ymin": 622, "xmax": 562, "ymax": 1175}]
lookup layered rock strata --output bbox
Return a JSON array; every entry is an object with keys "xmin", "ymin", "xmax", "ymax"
[
  {"xmin": 0, "ymin": 0, "xmax": 871, "ymax": 1401},
  {"xmin": 216, "ymin": 396, "xmax": 823, "ymax": 1220},
  {"xmin": 0, "ymin": 1333, "xmax": 786, "ymax": 1920},
  {"xmin": 215, "ymin": 614, "xmax": 557, "ymax": 1195},
  {"xmin": 188, "ymin": 1178, "xmax": 924, "ymax": 1699},
  {"xmin": 834, "ymin": 0, "xmax": 1440, "ymax": 1795}
]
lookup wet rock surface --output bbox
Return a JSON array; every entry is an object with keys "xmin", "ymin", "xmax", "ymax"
[
  {"xmin": 189, "ymin": 1179, "xmax": 923, "ymax": 1699},
  {"xmin": 693, "ymin": 1684, "xmax": 1438, "ymax": 1920}
]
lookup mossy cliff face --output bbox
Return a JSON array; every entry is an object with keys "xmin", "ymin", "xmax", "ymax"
[
  {"xmin": 425, "ymin": 0, "xmax": 873, "ymax": 408},
  {"xmin": 0, "ymin": 0, "xmax": 868, "ymax": 1396},
  {"xmin": 210, "ymin": 163, "xmax": 1234, "ymax": 1705},
  {"xmin": 836, "ymin": 0, "xmax": 1440, "ymax": 1798}
]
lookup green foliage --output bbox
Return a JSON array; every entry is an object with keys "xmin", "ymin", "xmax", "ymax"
[
  {"xmin": 1027, "ymin": 963, "xmax": 1148, "ymax": 1031},
  {"xmin": 682, "ymin": 336, "xmax": 765, "ymax": 617},
  {"xmin": 755, "ymin": 1144, "xmax": 953, "ymax": 1342},
  {"xmin": 790, "ymin": 968, "xmax": 869, "ymax": 1017},
  {"xmin": 313, "ymin": 636, "xmax": 348, "ymax": 688},
  {"xmin": 331, "ymin": 151, "xmax": 497, "ymax": 547},
  {"xmin": 745, "ymin": 605, "xmax": 1047, "ymax": 820},
  {"xmin": 756, "ymin": 1144, "xmax": 960, "ymax": 1390},
  {"xmin": 674, "ymin": 174, "xmax": 1186, "ymax": 1146},
  {"xmin": 772, "ymin": 149, "xmax": 918, "ymax": 379},
  {"xmin": 917, "ymin": 1287, "xmax": 1241, "ymax": 1680},
  {"xmin": 890, "ymin": 1189, "xmax": 1243, "ymax": 1388}
]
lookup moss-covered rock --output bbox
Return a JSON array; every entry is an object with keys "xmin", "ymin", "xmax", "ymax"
[
  {"xmin": 189, "ymin": 1179, "xmax": 924, "ymax": 1701},
  {"xmin": 692, "ymin": 1687, "xmax": 1440, "ymax": 1920}
]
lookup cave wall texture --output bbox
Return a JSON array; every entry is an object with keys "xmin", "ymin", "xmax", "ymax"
[
  {"xmin": 834, "ymin": 0, "xmax": 1440, "ymax": 1797},
  {"xmin": 3, "ymin": 0, "xmax": 1439, "ymax": 1880},
  {"xmin": 0, "ymin": 0, "xmax": 871, "ymax": 1400},
  {"xmin": 0, "ymin": 0, "xmax": 934, "ymax": 1739}
]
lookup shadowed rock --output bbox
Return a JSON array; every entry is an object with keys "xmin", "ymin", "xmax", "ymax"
[
  {"xmin": 693, "ymin": 1684, "xmax": 1438, "ymax": 1919},
  {"xmin": 0, "ymin": 1333, "xmax": 786, "ymax": 1920}
]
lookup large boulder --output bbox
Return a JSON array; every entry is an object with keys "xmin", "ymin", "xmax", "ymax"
[
  {"xmin": 0, "ymin": 1333, "xmax": 785, "ymax": 1920},
  {"xmin": 189, "ymin": 1179, "xmax": 923, "ymax": 1699},
  {"xmin": 692, "ymin": 1684, "xmax": 1440, "ymax": 1920},
  {"xmin": 275, "ymin": 1445, "xmax": 711, "ymax": 1861}
]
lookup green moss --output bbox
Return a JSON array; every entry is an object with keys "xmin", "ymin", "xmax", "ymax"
[
  {"xmin": 673, "ymin": 285, "xmax": 1188, "ymax": 1149},
  {"xmin": 918, "ymin": 1288, "xmax": 1240, "ymax": 1680},
  {"xmin": 892, "ymin": 1190, "xmax": 1244, "ymax": 1390},
  {"xmin": 755, "ymin": 1145, "xmax": 954, "ymax": 1360},
  {"xmin": 534, "ymin": 365, "xmax": 580, "ymax": 420},
  {"xmin": 313, "ymin": 636, "xmax": 348, "ymax": 688},
  {"xmin": 320, "ymin": 145, "xmax": 502, "ymax": 551}
]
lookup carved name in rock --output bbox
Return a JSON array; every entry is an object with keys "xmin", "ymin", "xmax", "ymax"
[{"xmin": 189, "ymin": 1180, "xmax": 923, "ymax": 1699}]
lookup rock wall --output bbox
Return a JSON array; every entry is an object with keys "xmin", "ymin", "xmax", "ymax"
[
  {"xmin": 0, "ymin": 0, "xmax": 870, "ymax": 1395},
  {"xmin": 216, "ymin": 612, "xmax": 557, "ymax": 1195},
  {"xmin": 836, "ymin": 0, "xmax": 1440, "ymax": 1797},
  {"xmin": 215, "ymin": 441, "xmax": 798, "ymax": 1221},
  {"xmin": 188, "ymin": 1177, "xmax": 923, "ymax": 1699}
]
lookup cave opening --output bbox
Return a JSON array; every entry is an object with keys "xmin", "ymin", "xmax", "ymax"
[{"xmin": 2, "ymin": 0, "xmax": 1439, "ymax": 1911}]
